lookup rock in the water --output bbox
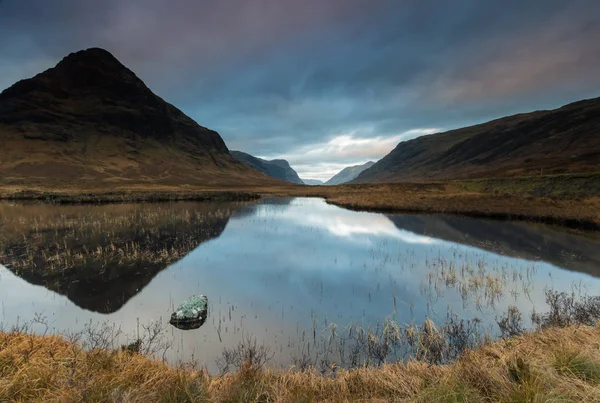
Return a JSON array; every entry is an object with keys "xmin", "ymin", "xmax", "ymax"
[{"xmin": 170, "ymin": 295, "xmax": 208, "ymax": 330}]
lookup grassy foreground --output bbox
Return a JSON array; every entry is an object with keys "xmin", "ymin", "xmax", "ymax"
[{"xmin": 1, "ymin": 325, "xmax": 599, "ymax": 402}]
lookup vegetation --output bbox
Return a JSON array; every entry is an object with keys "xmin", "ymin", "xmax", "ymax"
[
  {"xmin": 0, "ymin": 202, "xmax": 241, "ymax": 313},
  {"xmin": 3, "ymin": 173, "xmax": 598, "ymax": 229},
  {"xmin": 1, "ymin": 324, "xmax": 598, "ymax": 401},
  {"xmin": 0, "ymin": 202, "xmax": 237, "ymax": 272},
  {"xmin": 350, "ymin": 96, "xmax": 600, "ymax": 184},
  {"xmin": 1, "ymin": 291, "xmax": 599, "ymax": 402}
]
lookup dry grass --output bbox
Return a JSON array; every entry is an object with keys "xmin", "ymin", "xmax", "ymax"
[
  {"xmin": 257, "ymin": 177, "xmax": 600, "ymax": 229},
  {"xmin": 1, "ymin": 173, "xmax": 599, "ymax": 229},
  {"xmin": 1, "ymin": 324, "xmax": 599, "ymax": 402}
]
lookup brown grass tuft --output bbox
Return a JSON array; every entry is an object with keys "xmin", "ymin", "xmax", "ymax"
[{"xmin": 1, "ymin": 325, "xmax": 600, "ymax": 402}]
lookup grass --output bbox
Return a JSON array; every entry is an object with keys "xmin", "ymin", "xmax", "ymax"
[
  {"xmin": 0, "ymin": 202, "xmax": 238, "ymax": 272},
  {"xmin": 554, "ymin": 350, "xmax": 600, "ymax": 384},
  {"xmin": 1, "ymin": 324, "xmax": 599, "ymax": 402},
  {"xmin": 0, "ymin": 202, "xmax": 243, "ymax": 313},
  {"xmin": 3, "ymin": 172, "xmax": 598, "ymax": 230},
  {"xmin": 306, "ymin": 175, "xmax": 600, "ymax": 230}
]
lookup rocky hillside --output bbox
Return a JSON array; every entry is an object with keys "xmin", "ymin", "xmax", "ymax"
[
  {"xmin": 353, "ymin": 97, "xmax": 600, "ymax": 183},
  {"xmin": 325, "ymin": 161, "xmax": 375, "ymax": 185},
  {"xmin": 231, "ymin": 151, "xmax": 303, "ymax": 184},
  {"xmin": 0, "ymin": 48, "xmax": 276, "ymax": 192}
]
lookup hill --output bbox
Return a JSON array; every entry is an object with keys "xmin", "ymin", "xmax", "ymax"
[
  {"xmin": 353, "ymin": 97, "xmax": 600, "ymax": 183},
  {"xmin": 302, "ymin": 179, "xmax": 324, "ymax": 186},
  {"xmin": 231, "ymin": 151, "xmax": 303, "ymax": 184},
  {"xmin": 0, "ymin": 48, "xmax": 277, "ymax": 192},
  {"xmin": 325, "ymin": 161, "xmax": 375, "ymax": 185}
]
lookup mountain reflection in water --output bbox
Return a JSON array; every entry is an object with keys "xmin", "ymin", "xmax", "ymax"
[
  {"xmin": 1, "ymin": 198, "xmax": 599, "ymax": 369},
  {"xmin": 0, "ymin": 202, "xmax": 241, "ymax": 313},
  {"xmin": 387, "ymin": 215, "xmax": 600, "ymax": 277}
]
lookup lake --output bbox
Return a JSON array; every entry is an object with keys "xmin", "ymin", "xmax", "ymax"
[{"xmin": 1, "ymin": 198, "xmax": 599, "ymax": 371}]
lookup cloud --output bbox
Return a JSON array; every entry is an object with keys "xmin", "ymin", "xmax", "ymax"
[
  {"xmin": 280, "ymin": 200, "xmax": 439, "ymax": 243},
  {"xmin": 262, "ymin": 128, "xmax": 440, "ymax": 181},
  {"xmin": 425, "ymin": 4, "xmax": 600, "ymax": 105},
  {"xmin": 1, "ymin": 0, "xmax": 598, "ymax": 175}
]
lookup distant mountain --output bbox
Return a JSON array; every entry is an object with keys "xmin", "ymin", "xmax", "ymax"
[
  {"xmin": 302, "ymin": 179, "xmax": 324, "ymax": 186},
  {"xmin": 231, "ymin": 151, "xmax": 303, "ymax": 184},
  {"xmin": 0, "ymin": 47, "xmax": 276, "ymax": 192},
  {"xmin": 325, "ymin": 161, "xmax": 375, "ymax": 185},
  {"xmin": 352, "ymin": 97, "xmax": 600, "ymax": 183}
]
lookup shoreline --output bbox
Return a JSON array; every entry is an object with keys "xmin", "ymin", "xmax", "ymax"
[
  {"xmin": 324, "ymin": 199, "xmax": 600, "ymax": 231},
  {"xmin": 1, "ymin": 324, "xmax": 599, "ymax": 401},
  {"xmin": 0, "ymin": 190, "xmax": 261, "ymax": 204},
  {"xmin": 1, "ymin": 173, "xmax": 599, "ymax": 230}
]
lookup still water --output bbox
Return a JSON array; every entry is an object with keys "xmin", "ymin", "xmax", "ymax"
[{"xmin": 1, "ymin": 198, "xmax": 599, "ymax": 370}]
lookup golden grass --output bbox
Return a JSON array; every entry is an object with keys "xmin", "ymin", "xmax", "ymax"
[
  {"xmin": 1, "ymin": 325, "xmax": 599, "ymax": 402},
  {"xmin": 1, "ymin": 173, "xmax": 600, "ymax": 229},
  {"xmin": 260, "ymin": 179, "xmax": 600, "ymax": 229}
]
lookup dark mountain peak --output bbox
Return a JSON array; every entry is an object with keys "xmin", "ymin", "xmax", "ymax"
[
  {"xmin": 0, "ymin": 47, "xmax": 152, "ymax": 106},
  {"xmin": 0, "ymin": 48, "xmax": 278, "ymax": 189},
  {"xmin": 57, "ymin": 48, "xmax": 123, "ymax": 69}
]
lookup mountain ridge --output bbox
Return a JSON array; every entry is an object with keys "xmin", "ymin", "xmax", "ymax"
[
  {"xmin": 325, "ymin": 161, "xmax": 375, "ymax": 185},
  {"xmin": 0, "ymin": 47, "xmax": 279, "ymax": 191},
  {"xmin": 230, "ymin": 151, "xmax": 303, "ymax": 184},
  {"xmin": 302, "ymin": 179, "xmax": 324, "ymax": 186},
  {"xmin": 352, "ymin": 97, "xmax": 600, "ymax": 183}
]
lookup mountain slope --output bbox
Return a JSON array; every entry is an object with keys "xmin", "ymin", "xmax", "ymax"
[
  {"xmin": 353, "ymin": 97, "xmax": 600, "ymax": 183},
  {"xmin": 231, "ymin": 151, "xmax": 303, "ymax": 184},
  {"xmin": 302, "ymin": 179, "xmax": 324, "ymax": 186},
  {"xmin": 325, "ymin": 161, "xmax": 375, "ymax": 185},
  {"xmin": 0, "ymin": 48, "xmax": 277, "ymax": 191}
]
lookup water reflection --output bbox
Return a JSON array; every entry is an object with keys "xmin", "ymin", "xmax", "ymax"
[
  {"xmin": 0, "ymin": 202, "xmax": 239, "ymax": 313},
  {"xmin": 387, "ymin": 214, "xmax": 600, "ymax": 277},
  {"xmin": 1, "ymin": 198, "xmax": 599, "ymax": 369}
]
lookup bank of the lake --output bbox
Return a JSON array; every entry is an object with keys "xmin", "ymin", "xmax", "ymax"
[
  {"xmin": 1, "ymin": 173, "xmax": 600, "ymax": 230},
  {"xmin": 1, "ymin": 324, "xmax": 599, "ymax": 402}
]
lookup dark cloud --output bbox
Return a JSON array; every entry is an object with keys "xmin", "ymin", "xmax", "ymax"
[{"xmin": 1, "ymin": 0, "xmax": 598, "ymax": 179}]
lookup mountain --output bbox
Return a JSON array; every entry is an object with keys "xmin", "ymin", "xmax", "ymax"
[
  {"xmin": 231, "ymin": 151, "xmax": 303, "ymax": 184},
  {"xmin": 0, "ymin": 47, "xmax": 276, "ymax": 192},
  {"xmin": 353, "ymin": 97, "xmax": 600, "ymax": 183},
  {"xmin": 302, "ymin": 179, "xmax": 324, "ymax": 186},
  {"xmin": 325, "ymin": 161, "xmax": 375, "ymax": 185}
]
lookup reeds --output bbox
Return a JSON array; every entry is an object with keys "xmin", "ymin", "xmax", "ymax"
[
  {"xmin": 0, "ymin": 202, "xmax": 238, "ymax": 275},
  {"xmin": 1, "ymin": 323, "xmax": 599, "ymax": 402},
  {"xmin": 1, "ymin": 289, "xmax": 599, "ymax": 401}
]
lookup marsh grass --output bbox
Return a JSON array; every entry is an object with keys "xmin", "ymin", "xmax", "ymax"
[
  {"xmin": 2, "ymin": 290, "xmax": 600, "ymax": 401},
  {"xmin": 422, "ymin": 249, "xmax": 540, "ymax": 315},
  {"xmin": 3, "ymin": 173, "xmax": 599, "ymax": 229},
  {"xmin": 0, "ymin": 202, "xmax": 238, "ymax": 274},
  {"xmin": 1, "ymin": 324, "xmax": 599, "ymax": 402},
  {"xmin": 554, "ymin": 350, "xmax": 600, "ymax": 384}
]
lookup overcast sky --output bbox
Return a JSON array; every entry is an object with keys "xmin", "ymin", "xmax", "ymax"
[{"xmin": 1, "ymin": 0, "xmax": 599, "ymax": 180}]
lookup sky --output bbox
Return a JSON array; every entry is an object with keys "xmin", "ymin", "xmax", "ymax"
[{"xmin": 1, "ymin": 1, "xmax": 599, "ymax": 181}]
